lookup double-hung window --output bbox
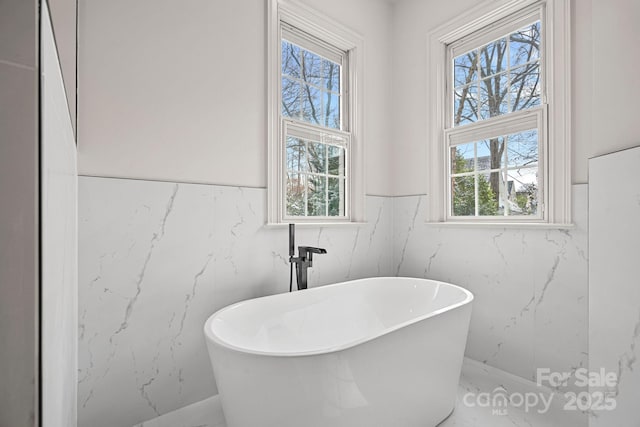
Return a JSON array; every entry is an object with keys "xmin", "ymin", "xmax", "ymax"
[
  {"xmin": 268, "ymin": 0, "xmax": 364, "ymax": 224},
  {"xmin": 427, "ymin": 0, "xmax": 571, "ymax": 225},
  {"xmin": 281, "ymin": 27, "xmax": 348, "ymax": 218}
]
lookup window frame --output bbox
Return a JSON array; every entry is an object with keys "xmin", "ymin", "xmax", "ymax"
[
  {"xmin": 267, "ymin": 0, "xmax": 365, "ymax": 225},
  {"xmin": 426, "ymin": 0, "xmax": 571, "ymax": 226}
]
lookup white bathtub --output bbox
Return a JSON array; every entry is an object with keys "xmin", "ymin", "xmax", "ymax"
[{"xmin": 204, "ymin": 277, "xmax": 473, "ymax": 427}]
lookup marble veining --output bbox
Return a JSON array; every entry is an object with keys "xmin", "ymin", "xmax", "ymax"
[
  {"xmin": 114, "ymin": 184, "xmax": 180, "ymax": 337},
  {"xmin": 78, "ymin": 176, "xmax": 393, "ymax": 427},
  {"xmin": 611, "ymin": 309, "xmax": 640, "ymax": 399},
  {"xmin": 395, "ymin": 196, "xmax": 422, "ymax": 276}
]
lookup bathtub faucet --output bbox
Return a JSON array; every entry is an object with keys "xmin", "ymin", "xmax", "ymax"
[
  {"xmin": 293, "ymin": 246, "xmax": 327, "ymax": 290},
  {"xmin": 288, "ymin": 224, "xmax": 327, "ymax": 291}
]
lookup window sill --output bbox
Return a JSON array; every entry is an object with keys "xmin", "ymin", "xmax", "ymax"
[
  {"xmin": 264, "ymin": 221, "xmax": 368, "ymax": 229},
  {"xmin": 425, "ymin": 221, "xmax": 575, "ymax": 230}
]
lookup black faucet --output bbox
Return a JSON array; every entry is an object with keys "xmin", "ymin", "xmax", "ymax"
[{"xmin": 288, "ymin": 224, "xmax": 327, "ymax": 291}]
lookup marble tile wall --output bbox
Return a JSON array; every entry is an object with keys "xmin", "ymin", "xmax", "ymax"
[
  {"xmin": 393, "ymin": 185, "xmax": 589, "ymax": 387},
  {"xmin": 41, "ymin": 3, "xmax": 78, "ymax": 426},
  {"xmin": 79, "ymin": 176, "xmax": 589, "ymax": 427},
  {"xmin": 77, "ymin": 176, "xmax": 393, "ymax": 427},
  {"xmin": 588, "ymin": 147, "xmax": 640, "ymax": 425}
]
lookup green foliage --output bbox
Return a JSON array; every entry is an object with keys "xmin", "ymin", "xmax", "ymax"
[
  {"xmin": 478, "ymin": 180, "xmax": 499, "ymax": 216},
  {"xmin": 515, "ymin": 182, "xmax": 538, "ymax": 215},
  {"xmin": 286, "ymin": 141, "xmax": 345, "ymax": 217},
  {"xmin": 515, "ymin": 193, "xmax": 528, "ymax": 210},
  {"xmin": 452, "ymin": 149, "xmax": 498, "ymax": 216}
]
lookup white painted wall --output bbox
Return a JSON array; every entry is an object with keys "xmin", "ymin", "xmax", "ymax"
[
  {"xmin": 77, "ymin": 0, "xmax": 266, "ymax": 188},
  {"xmin": 572, "ymin": 0, "xmax": 640, "ymax": 183},
  {"xmin": 78, "ymin": 0, "xmax": 394, "ymax": 196},
  {"xmin": 589, "ymin": 0, "xmax": 640, "ymax": 163},
  {"xmin": 47, "ymin": 0, "xmax": 77, "ymax": 132},
  {"xmin": 41, "ymin": 3, "xmax": 78, "ymax": 426},
  {"xmin": 571, "ymin": 0, "xmax": 592, "ymax": 184}
]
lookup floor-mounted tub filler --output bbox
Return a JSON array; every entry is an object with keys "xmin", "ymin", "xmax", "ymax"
[{"xmin": 204, "ymin": 277, "xmax": 473, "ymax": 427}]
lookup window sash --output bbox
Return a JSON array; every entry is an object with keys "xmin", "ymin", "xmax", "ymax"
[
  {"xmin": 281, "ymin": 22, "xmax": 345, "ymax": 66},
  {"xmin": 282, "ymin": 120, "xmax": 350, "ymax": 221},
  {"xmin": 284, "ymin": 119, "xmax": 350, "ymax": 148},
  {"xmin": 446, "ymin": 108, "xmax": 541, "ymax": 145},
  {"xmin": 447, "ymin": 11, "xmax": 544, "ymax": 129},
  {"xmin": 448, "ymin": 4, "xmax": 543, "ymax": 59},
  {"xmin": 280, "ymin": 22, "xmax": 350, "ymax": 133},
  {"xmin": 444, "ymin": 107, "xmax": 546, "ymax": 221}
]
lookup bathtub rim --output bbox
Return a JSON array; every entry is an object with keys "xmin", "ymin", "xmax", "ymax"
[{"xmin": 204, "ymin": 276, "xmax": 473, "ymax": 358}]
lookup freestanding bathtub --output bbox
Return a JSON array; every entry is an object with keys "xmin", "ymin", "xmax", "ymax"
[{"xmin": 204, "ymin": 277, "xmax": 473, "ymax": 427}]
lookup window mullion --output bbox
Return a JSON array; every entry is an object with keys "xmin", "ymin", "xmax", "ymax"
[
  {"xmin": 506, "ymin": 36, "xmax": 512, "ymax": 113},
  {"xmin": 474, "ymin": 142, "xmax": 479, "ymax": 216},
  {"xmin": 503, "ymin": 135, "xmax": 509, "ymax": 216},
  {"xmin": 476, "ymin": 50, "xmax": 481, "ymax": 121}
]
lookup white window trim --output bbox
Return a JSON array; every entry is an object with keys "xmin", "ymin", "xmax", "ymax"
[
  {"xmin": 267, "ymin": 0, "xmax": 365, "ymax": 224},
  {"xmin": 426, "ymin": 0, "xmax": 571, "ymax": 226}
]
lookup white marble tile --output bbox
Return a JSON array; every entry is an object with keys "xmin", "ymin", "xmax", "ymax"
[
  {"xmin": 41, "ymin": 3, "xmax": 78, "ymax": 426},
  {"xmin": 588, "ymin": 147, "xmax": 640, "ymax": 426},
  {"xmin": 78, "ymin": 177, "xmax": 394, "ymax": 427},
  {"xmin": 392, "ymin": 186, "xmax": 588, "ymax": 386},
  {"xmin": 531, "ymin": 186, "xmax": 588, "ymax": 392},
  {"xmin": 79, "ymin": 178, "xmax": 218, "ymax": 427},
  {"xmin": 134, "ymin": 358, "xmax": 587, "ymax": 427},
  {"xmin": 442, "ymin": 359, "xmax": 587, "ymax": 427},
  {"xmin": 79, "ymin": 175, "xmax": 588, "ymax": 426}
]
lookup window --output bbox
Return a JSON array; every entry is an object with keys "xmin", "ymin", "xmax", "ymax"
[
  {"xmin": 268, "ymin": 0, "xmax": 364, "ymax": 224},
  {"xmin": 427, "ymin": 0, "xmax": 571, "ymax": 225},
  {"xmin": 281, "ymin": 29, "xmax": 348, "ymax": 218},
  {"xmin": 449, "ymin": 12, "xmax": 543, "ymax": 219}
]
